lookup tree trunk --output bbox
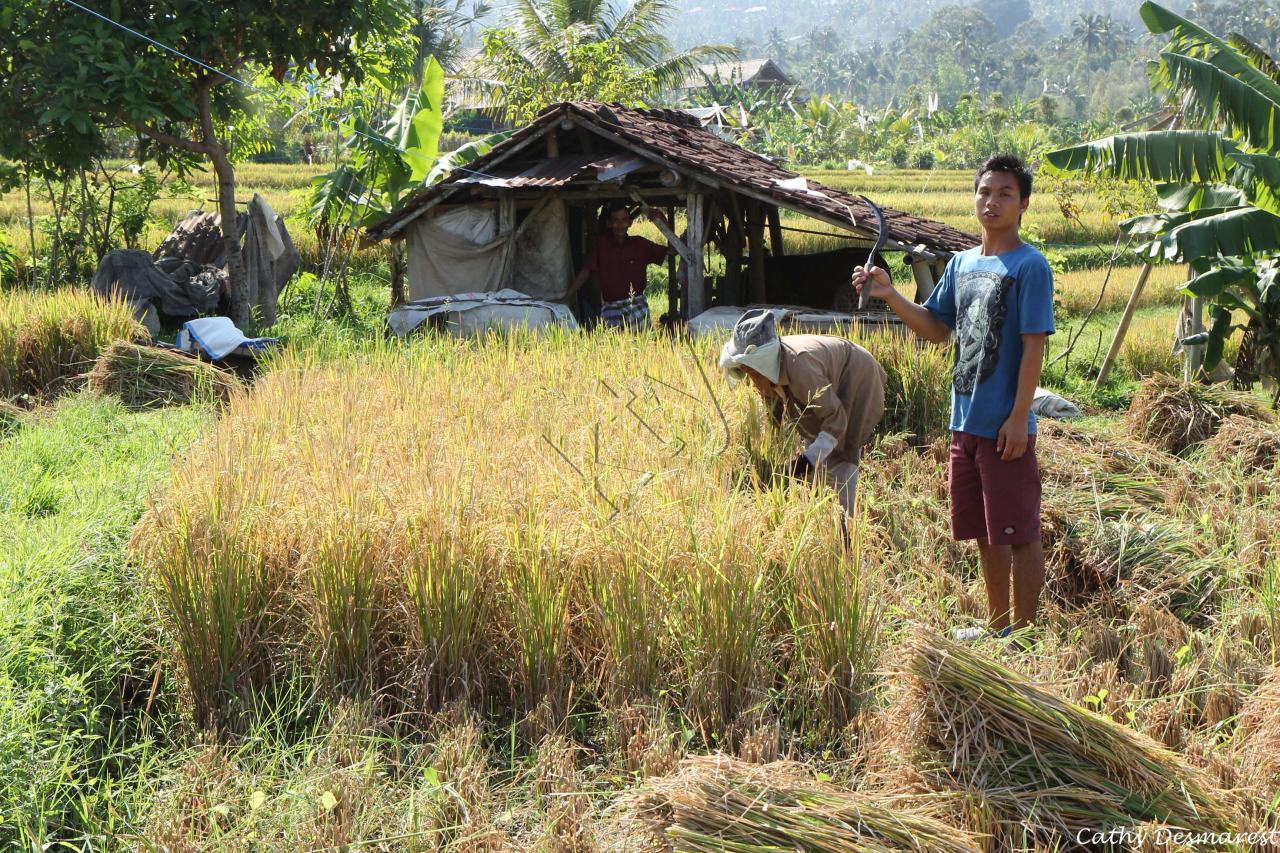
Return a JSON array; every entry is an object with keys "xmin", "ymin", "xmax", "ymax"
[
  {"xmin": 211, "ymin": 148, "xmax": 249, "ymax": 328},
  {"xmin": 197, "ymin": 81, "xmax": 250, "ymax": 329}
]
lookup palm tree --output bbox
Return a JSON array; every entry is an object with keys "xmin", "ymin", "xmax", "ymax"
[
  {"xmin": 1072, "ymin": 13, "xmax": 1107, "ymax": 57},
  {"xmin": 1046, "ymin": 1, "xmax": 1280, "ymax": 398},
  {"xmin": 469, "ymin": 0, "xmax": 736, "ymax": 111}
]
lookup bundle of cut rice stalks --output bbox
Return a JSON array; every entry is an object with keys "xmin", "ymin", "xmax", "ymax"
[
  {"xmin": 633, "ymin": 754, "xmax": 982, "ymax": 853},
  {"xmin": 88, "ymin": 341, "xmax": 240, "ymax": 409},
  {"xmin": 1127, "ymin": 374, "xmax": 1272, "ymax": 455},
  {"xmin": 1235, "ymin": 669, "xmax": 1280, "ymax": 800},
  {"xmin": 1040, "ymin": 497, "xmax": 1223, "ymax": 621},
  {"xmin": 1200, "ymin": 414, "xmax": 1280, "ymax": 476},
  {"xmin": 905, "ymin": 631, "xmax": 1242, "ymax": 849},
  {"xmin": 1037, "ymin": 421, "xmax": 1180, "ymax": 510}
]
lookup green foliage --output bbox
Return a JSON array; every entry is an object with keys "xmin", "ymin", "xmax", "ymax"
[
  {"xmin": 0, "ymin": 0, "xmax": 409, "ymax": 174},
  {"xmin": 1045, "ymin": 1, "xmax": 1280, "ymax": 396},
  {"xmin": 477, "ymin": 30, "xmax": 660, "ymax": 125},
  {"xmin": 0, "ymin": 392, "xmax": 205, "ymax": 847},
  {"xmin": 307, "ymin": 59, "xmax": 505, "ymax": 234}
]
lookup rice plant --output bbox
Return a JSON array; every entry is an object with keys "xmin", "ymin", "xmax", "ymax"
[{"xmin": 0, "ymin": 288, "xmax": 143, "ymax": 399}]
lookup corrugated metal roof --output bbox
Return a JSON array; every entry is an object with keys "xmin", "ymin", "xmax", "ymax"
[{"xmin": 454, "ymin": 152, "xmax": 601, "ymax": 188}]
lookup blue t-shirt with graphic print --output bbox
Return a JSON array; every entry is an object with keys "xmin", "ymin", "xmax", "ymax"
[{"xmin": 922, "ymin": 243, "xmax": 1055, "ymax": 440}]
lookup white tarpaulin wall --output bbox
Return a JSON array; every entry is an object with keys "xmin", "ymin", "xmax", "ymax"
[{"xmin": 405, "ymin": 199, "xmax": 572, "ymax": 301}]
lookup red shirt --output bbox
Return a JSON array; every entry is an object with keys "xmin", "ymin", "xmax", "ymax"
[{"xmin": 584, "ymin": 235, "xmax": 669, "ymax": 301}]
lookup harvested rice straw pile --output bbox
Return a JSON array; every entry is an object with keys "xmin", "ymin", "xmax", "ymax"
[
  {"xmin": 1037, "ymin": 421, "xmax": 1180, "ymax": 488},
  {"xmin": 1235, "ymin": 670, "xmax": 1280, "ymax": 797},
  {"xmin": 1126, "ymin": 373, "xmax": 1272, "ymax": 455},
  {"xmin": 1200, "ymin": 414, "xmax": 1280, "ymax": 475},
  {"xmin": 905, "ymin": 631, "xmax": 1241, "ymax": 847},
  {"xmin": 88, "ymin": 341, "xmax": 240, "ymax": 408},
  {"xmin": 634, "ymin": 755, "xmax": 981, "ymax": 853}
]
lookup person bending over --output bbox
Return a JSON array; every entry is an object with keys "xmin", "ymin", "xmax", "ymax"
[{"xmin": 720, "ymin": 308, "xmax": 885, "ymax": 515}]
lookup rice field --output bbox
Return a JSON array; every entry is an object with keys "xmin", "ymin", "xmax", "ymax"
[
  {"xmin": 100, "ymin": 328, "xmax": 1280, "ymax": 849},
  {"xmin": 0, "ymin": 164, "xmax": 1131, "ymax": 281},
  {"xmin": 6, "ymin": 162, "xmax": 1280, "ymax": 849}
]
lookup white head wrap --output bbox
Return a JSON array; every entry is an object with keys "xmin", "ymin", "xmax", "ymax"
[{"xmin": 718, "ymin": 308, "xmax": 782, "ymax": 384}]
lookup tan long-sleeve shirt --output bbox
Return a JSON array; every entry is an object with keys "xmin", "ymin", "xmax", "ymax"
[{"xmin": 766, "ymin": 335, "xmax": 886, "ymax": 465}]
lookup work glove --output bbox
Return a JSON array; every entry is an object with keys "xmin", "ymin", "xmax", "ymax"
[
  {"xmin": 788, "ymin": 452, "xmax": 816, "ymax": 481},
  {"xmin": 803, "ymin": 431, "xmax": 838, "ymax": 467}
]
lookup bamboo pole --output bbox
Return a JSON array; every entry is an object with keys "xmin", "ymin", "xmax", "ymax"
[{"xmin": 1094, "ymin": 263, "xmax": 1153, "ymax": 388}]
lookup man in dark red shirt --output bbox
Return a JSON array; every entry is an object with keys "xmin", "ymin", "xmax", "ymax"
[{"xmin": 570, "ymin": 202, "xmax": 675, "ymax": 330}]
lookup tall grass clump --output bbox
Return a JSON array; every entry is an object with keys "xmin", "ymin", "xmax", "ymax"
[
  {"xmin": 873, "ymin": 333, "xmax": 951, "ymax": 445},
  {"xmin": 0, "ymin": 288, "xmax": 144, "ymax": 399},
  {"xmin": 132, "ymin": 329, "xmax": 886, "ymax": 744},
  {"xmin": 132, "ymin": 444, "xmax": 292, "ymax": 733}
]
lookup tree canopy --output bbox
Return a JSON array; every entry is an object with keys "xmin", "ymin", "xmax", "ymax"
[{"xmin": 0, "ymin": 0, "xmax": 408, "ymax": 324}]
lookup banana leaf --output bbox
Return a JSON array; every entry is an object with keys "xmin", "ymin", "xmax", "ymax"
[
  {"xmin": 1159, "ymin": 50, "xmax": 1280, "ymax": 155},
  {"xmin": 1180, "ymin": 264, "xmax": 1253, "ymax": 298},
  {"xmin": 1228, "ymin": 152, "xmax": 1280, "ymax": 216},
  {"xmin": 1142, "ymin": 1, "xmax": 1280, "ymax": 124},
  {"xmin": 1126, "ymin": 206, "xmax": 1280, "ymax": 262},
  {"xmin": 1043, "ymin": 131, "xmax": 1237, "ymax": 183},
  {"xmin": 1205, "ymin": 305, "xmax": 1237, "ymax": 370},
  {"xmin": 1227, "ymin": 34, "xmax": 1280, "ymax": 86},
  {"xmin": 1156, "ymin": 182, "xmax": 1246, "ymax": 212},
  {"xmin": 425, "ymin": 131, "xmax": 509, "ymax": 186}
]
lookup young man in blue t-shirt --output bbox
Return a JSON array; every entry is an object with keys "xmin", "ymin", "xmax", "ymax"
[{"xmin": 853, "ymin": 154, "xmax": 1055, "ymax": 641}]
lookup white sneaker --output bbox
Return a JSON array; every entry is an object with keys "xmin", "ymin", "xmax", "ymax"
[{"xmin": 952, "ymin": 626, "xmax": 1013, "ymax": 642}]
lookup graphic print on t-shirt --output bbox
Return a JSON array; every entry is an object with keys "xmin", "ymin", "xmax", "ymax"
[{"xmin": 953, "ymin": 271, "xmax": 1014, "ymax": 394}]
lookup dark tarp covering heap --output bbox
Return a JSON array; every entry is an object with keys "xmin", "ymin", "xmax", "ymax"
[
  {"xmin": 92, "ymin": 249, "xmax": 221, "ymax": 335},
  {"xmin": 91, "ymin": 194, "xmax": 301, "ymax": 332}
]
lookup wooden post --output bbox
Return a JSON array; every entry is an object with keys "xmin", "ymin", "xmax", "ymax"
[
  {"xmin": 546, "ymin": 131, "xmax": 559, "ymax": 158},
  {"xmin": 686, "ymin": 192, "xmax": 706, "ymax": 318},
  {"xmin": 1186, "ymin": 293, "xmax": 1205, "ymax": 380},
  {"xmin": 1095, "ymin": 263, "xmax": 1153, "ymax": 388},
  {"xmin": 766, "ymin": 205, "xmax": 784, "ymax": 257},
  {"xmin": 910, "ymin": 259, "xmax": 936, "ymax": 303},
  {"xmin": 666, "ymin": 205, "xmax": 678, "ymax": 320},
  {"xmin": 746, "ymin": 199, "xmax": 767, "ymax": 304},
  {"xmin": 721, "ymin": 200, "xmax": 744, "ymax": 306}
]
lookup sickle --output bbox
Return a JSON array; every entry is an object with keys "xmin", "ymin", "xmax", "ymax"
[{"xmin": 856, "ymin": 195, "xmax": 887, "ymax": 311}]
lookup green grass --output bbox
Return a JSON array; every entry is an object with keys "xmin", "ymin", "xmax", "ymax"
[{"xmin": 0, "ymin": 392, "xmax": 207, "ymax": 847}]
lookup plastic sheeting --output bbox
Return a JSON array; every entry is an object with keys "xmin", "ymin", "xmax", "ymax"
[
  {"xmin": 405, "ymin": 199, "xmax": 572, "ymax": 301},
  {"xmin": 242, "ymin": 193, "xmax": 301, "ymax": 326},
  {"xmin": 92, "ymin": 249, "xmax": 221, "ymax": 329},
  {"xmin": 387, "ymin": 289, "xmax": 578, "ymax": 338}
]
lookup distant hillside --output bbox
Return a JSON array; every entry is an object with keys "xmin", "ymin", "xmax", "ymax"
[{"xmin": 669, "ymin": 0, "xmax": 1147, "ymax": 50}]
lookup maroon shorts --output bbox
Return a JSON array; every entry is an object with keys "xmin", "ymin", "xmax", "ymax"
[{"xmin": 948, "ymin": 431, "xmax": 1042, "ymax": 545}]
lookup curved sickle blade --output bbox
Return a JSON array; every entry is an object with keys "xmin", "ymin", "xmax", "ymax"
[{"xmin": 856, "ymin": 194, "xmax": 888, "ymax": 310}]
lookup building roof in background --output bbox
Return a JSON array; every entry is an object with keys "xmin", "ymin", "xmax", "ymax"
[
  {"xmin": 683, "ymin": 58, "xmax": 795, "ymax": 89},
  {"xmin": 367, "ymin": 101, "xmax": 978, "ymax": 256}
]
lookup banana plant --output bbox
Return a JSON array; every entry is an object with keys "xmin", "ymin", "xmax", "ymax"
[
  {"xmin": 1043, "ymin": 1, "xmax": 1280, "ymax": 401},
  {"xmin": 309, "ymin": 56, "xmax": 506, "ymax": 231}
]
